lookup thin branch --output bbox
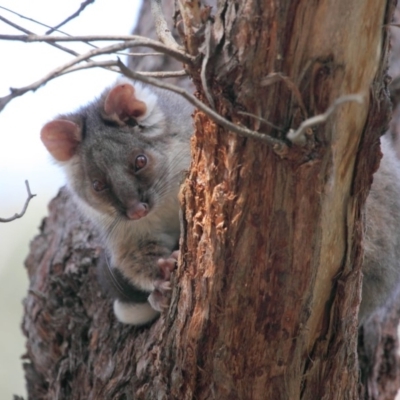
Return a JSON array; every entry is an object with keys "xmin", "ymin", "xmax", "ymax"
[
  {"xmin": 0, "ymin": 34, "xmax": 193, "ymax": 63},
  {"xmin": 0, "ymin": 39, "xmax": 192, "ymax": 112},
  {"xmin": 58, "ymin": 56, "xmax": 173, "ymax": 76},
  {"xmin": 150, "ymin": 0, "xmax": 182, "ymax": 50},
  {"xmin": 0, "ymin": 15, "xmax": 80, "ymax": 58},
  {"xmin": 238, "ymin": 111, "xmax": 284, "ymax": 132},
  {"xmin": 45, "ymin": 0, "xmax": 96, "ymax": 35},
  {"xmin": 59, "ymin": 60, "xmax": 120, "ymax": 75},
  {"xmin": 0, "ymin": 5, "xmax": 70, "ymax": 35},
  {"xmin": 118, "ymin": 59, "xmax": 287, "ymax": 151},
  {"xmin": 0, "ymin": 8, "xmax": 116, "ymax": 65},
  {"xmin": 128, "ymin": 70, "xmax": 187, "ymax": 78},
  {"xmin": 0, "ymin": 180, "xmax": 36, "ymax": 223},
  {"xmin": 287, "ymin": 94, "xmax": 365, "ymax": 144},
  {"xmin": 123, "ymin": 52, "xmax": 164, "ymax": 57},
  {"xmin": 60, "ymin": 60, "xmax": 186, "ymax": 79},
  {"xmin": 0, "ymin": 33, "xmax": 177, "ymax": 43},
  {"xmin": 0, "ymin": 9, "xmax": 166, "ymax": 61}
]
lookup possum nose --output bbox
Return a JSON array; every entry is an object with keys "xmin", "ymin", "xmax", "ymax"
[{"xmin": 126, "ymin": 202, "xmax": 148, "ymax": 220}]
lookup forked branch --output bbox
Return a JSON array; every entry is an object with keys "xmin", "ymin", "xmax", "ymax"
[
  {"xmin": 287, "ymin": 94, "xmax": 365, "ymax": 144},
  {"xmin": 0, "ymin": 180, "xmax": 36, "ymax": 223}
]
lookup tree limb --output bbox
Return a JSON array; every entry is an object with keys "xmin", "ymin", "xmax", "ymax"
[
  {"xmin": 0, "ymin": 39, "xmax": 192, "ymax": 113},
  {"xmin": 0, "ymin": 34, "xmax": 194, "ymax": 62},
  {"xmin": 287, "ymin": 94, "xmax": 366, "ymax": 144},
  {"xmin": 0, "ymin": 180, "xmax": 36, "ymax": 223},
  {"xmin": 45, "ymin": 0, "xmax": 96, "ymax": 35},
  {"xmin": 0, "ymin": 15, "xmax": 80, "ymax": 58},
  {"xmin": 60, "ymin": 60, "xmax": 186, "ymax": 78},
  {"xmin": 0, "ymin": 5, "xmax": 71, "ymax": 34},
  {"xmin": 150, "ymin": 0, "xmax": 183, "ymax": 50}
]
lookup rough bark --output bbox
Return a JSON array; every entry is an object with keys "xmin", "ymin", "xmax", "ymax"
[{"xmin": 21, "ymin": 0, "xmax": 400, "ymax": 399}]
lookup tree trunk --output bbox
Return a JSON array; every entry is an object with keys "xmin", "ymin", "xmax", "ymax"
[{"xmin": 22, "ymin": 1, "xmax": 399, "ymax": 399}]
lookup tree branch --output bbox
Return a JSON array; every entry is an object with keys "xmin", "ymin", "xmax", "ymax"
[
  {"xmin": 0, "ymin": 5, "xmax": 70, "ymax": 34},
  {"xmin": 45, "ymin": 0, "xmax": 96, "ymax": 35},
  {"xmin": 60, "ymin": 59, "xmax": 186, "ymax": 78},
  {"xmin": 118, "ymin": 59, "xmax": 287, "ymax": 151},
  {"xmin": 237, "ymin": 111, "xmax": 284, "ymax": 132},
  {"xmin": 0, "ymin": 180, "xmax": 36, "ymax": 223},
  {"xmin": 0, "ymin": 13, "xmax": 168, "ymax": 60},
  {"xmin": 150, "ymin": 0, "xmax": 183, "ymax": 50},
  {"xmin": 0, "ymin": 15, "xmax": 80, "ymax": 58},
  {"xmin": 0, "ymin": 34, "xmax": 194, "ymax": 63},
  {"xmin": 0, "ymin": 39, "xmax": 192, "ymax": 113},
  {"xmin": 287, "ymin": 94, "xmax": 365, "ymax": 144}
]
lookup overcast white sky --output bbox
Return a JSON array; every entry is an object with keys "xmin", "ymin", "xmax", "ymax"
[{"xmin": 0, "ymin": 1, "xmax": 140, "ymax": 397}]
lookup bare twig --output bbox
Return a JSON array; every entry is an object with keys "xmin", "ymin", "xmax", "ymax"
[
  {"xmin": 61, "ymin": 60, "xmax": 186, "ymax": 79},
  {"xmin": 0, "ymin": 5, "xmax": 167, "ymax": 58},
  {"xmin": 124, "ymin": 52, "xmax": 164, "ymax": 57},
  {"xmin": 0, "ymin": 9, "xmax": 167, "ymax": 60},
  {"xmin": 0, "ymin": 34, "xmax": 193, "ymax": 63},
  {"xmin": 150, "ymin": 0, "xmax": 182, "ymax": 50},
  {"xmin": 0, "ymin": 15, "xmax": 80, "ymax": 58},
  {"xmin": 130, "ymin": 70, "xmax": 187, "ymax": 78},
  {"xmin": 0, "ymin": 180, "xmax": 36, "ymax": 223},
  {"xmin": 118, "ymin": 59, "xmax": 286, "ymax": 151},
  {"xmin": 0, "ymin": 33, "xmax": 177, "ymax": 43},
  {"xmin": 45, "ymin": 0, "xmax": 96, "ymax": 35},
  {"xmin": 0, "ymin": 39, "xmax": 192, "ymax": 112},
  {"xmin": 287, "ymin": 94, "xmax": 365, "ymax": 144},
  {"xmin": 0, "ymin": 5, "xmax": 70, "ymax": 35},
  {"xmin": 237, "ymin": 111, "xmax": 284, "ymax": 132},
  {"xmin": 59, "ymin": 60, "xmax": 120, "ymax": 75}
]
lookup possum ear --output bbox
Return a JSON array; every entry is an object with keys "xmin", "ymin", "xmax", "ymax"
[
  {"xmin": 41, "ymin": 119, "xmax": 81, "ymax": 162},
  {"xmin": 104, "ymin": 83, "xmax": 147, "ymax": 124}
]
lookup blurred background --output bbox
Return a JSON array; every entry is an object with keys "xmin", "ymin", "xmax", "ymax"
[{"xmin": 0, "ymin": 1, "xmax": 140, "ymax": 397}]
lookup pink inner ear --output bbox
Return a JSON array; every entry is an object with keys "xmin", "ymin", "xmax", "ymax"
[
  {"xmin": 40, "ymin": 119, "xmax": 81, "ymax": 162},
  {"xmin": 104, "ymin": 84, "xmax": 147, "ymax": 122}
]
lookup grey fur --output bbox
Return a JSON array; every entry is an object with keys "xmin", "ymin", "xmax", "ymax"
[
  {"xmin": 43, "ymin": 79, "xmax": 193, "ymax": 324},
  {"xmin": 361, "ymin": 135, "xmax": 400, "ymax": 323}
]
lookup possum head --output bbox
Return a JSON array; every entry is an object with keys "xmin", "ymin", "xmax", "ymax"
[{"xmin": 41, "ymin": 81, "xmax": 190, "ymax": 225}]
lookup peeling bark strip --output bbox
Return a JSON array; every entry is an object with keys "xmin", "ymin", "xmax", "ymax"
[{"xmin": 22, "ymin": 0, "xmax": 399, "ymax": 399}]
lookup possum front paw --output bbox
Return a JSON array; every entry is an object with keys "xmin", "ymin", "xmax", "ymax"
[{"xmin": 148, "ymin": 251, "xmax": 179, "ymax": 312}]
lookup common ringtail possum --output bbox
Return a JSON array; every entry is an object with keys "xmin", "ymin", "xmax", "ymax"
[
  {"xmin": 41, "ymin": 78, "xmax": 400, "ymax": 326},
  {"xmin": 41, "ymin": 79, "xmax": 193, "ymax": 325}
]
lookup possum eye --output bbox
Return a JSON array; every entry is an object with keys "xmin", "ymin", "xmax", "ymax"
[
  {"xmin": 126, "ymin": 117, "xmax": 138, "ymax": 127},
  {"xmin": 92, "ymin": 180, "xmax": 108, "ymax": 192},
  {"xmin": 134, "ymin": 155, "xmax": 147, "ymax": 171}
]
